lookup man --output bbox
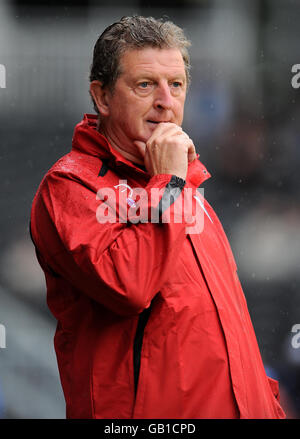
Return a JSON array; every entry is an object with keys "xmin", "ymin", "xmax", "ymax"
[{"xmin": 30, "ymin": 16, "xmax": 285, "ymax": 419}]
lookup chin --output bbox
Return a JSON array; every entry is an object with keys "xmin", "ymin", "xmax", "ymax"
[
  {"xmin": 138, "ymin": 132, "xmax": 151, "ymax": 143},
  {"xmin": 144, "ymin": 127, "xmax": 157, "ymax": 140}
]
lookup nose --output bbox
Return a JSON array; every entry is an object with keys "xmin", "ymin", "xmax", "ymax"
[{"xmin": 154, "ymin": 82, "xmax": 173, "ymax": 111}]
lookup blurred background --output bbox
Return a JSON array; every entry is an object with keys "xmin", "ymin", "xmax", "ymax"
[{"xmin": 0, "ymin": 0, "xmax": 300, "ymax": 419}]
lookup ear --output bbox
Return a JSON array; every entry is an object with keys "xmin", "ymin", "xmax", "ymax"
[{"xmin": 89, "ymin": 80, "xmax": 111, "ymax": 116}]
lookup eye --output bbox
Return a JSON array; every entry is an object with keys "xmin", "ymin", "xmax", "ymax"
[
  {"xmin": 135, "ymin": 81, "xmax": 154, "ymax": 95},
  {"xmin": 139, "ymin": 81, "xmax": 149, "ymax": 89},
  {"xmin": 171, "ymin": 81, "xmax": 182, "ymax": 88}
]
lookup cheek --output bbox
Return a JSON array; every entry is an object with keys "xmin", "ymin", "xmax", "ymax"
[
  {"xmin": 174, "ymin": 106, "xmax": 184, "ymax": 124},
  {"xmin": 125, "ymin": 100, "xmax": 149, "ymax": 125},
  {"xmin": 117, "ymin": 108, "xmax": 144, "ymax": 138},
  {"xmin": 176, "ymin": 99, "xmax": 186, "ymax": 121},
  {"xmin": 123, "ymin": 109, "xmax": 142, "ymax": 131},
  {"xmin": 112, "ymin": 93, "xmax": 151, "ymax": 134}
]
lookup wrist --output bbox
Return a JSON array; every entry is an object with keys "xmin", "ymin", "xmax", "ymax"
[{"xmin": 169, "ymin": 175, "xmax": 186, "ymax": 189}]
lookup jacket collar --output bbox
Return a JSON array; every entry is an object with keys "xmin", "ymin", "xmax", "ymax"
[{"xmin": 72, "ymin": 113, "xmax": 211, "ymax": 187}]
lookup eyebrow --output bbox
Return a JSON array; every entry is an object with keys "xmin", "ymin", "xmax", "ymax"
[{"xmin": 130, "ymin": 72, "xmax": 186, "ymax": 83}]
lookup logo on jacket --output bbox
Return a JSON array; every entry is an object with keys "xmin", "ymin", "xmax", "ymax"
[{"xmin": 114, "ymin": 183, "xmax": 137, "ymax": 208}]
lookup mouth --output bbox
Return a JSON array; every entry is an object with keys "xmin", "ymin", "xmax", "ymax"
[{"xmin": 146, "ymin": 120, "xmax": 169, "ymax": 125}]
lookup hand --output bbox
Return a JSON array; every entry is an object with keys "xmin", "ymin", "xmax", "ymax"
[{"xmin": 134, "ymin": 123, "xmax": 197, "ymax": 180}]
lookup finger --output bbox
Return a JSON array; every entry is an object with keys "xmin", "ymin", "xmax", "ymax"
[
  {"xmin": 147, "ymin": 123, "xmax": 183, "ymax": 147},
  {"xmin": 173, "ymin": 132, "xmax": 197, "ymax": 162},
  {"xmin": 187, "ymin": 143, "xmax": 197, "ymax": 162}
]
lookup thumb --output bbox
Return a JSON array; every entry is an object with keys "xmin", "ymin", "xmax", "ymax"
[{"xmin": 188, "ymin": 144, "xmax": 198, "ymax": 163}]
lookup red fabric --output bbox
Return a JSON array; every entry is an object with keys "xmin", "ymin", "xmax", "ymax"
[{"xmin": 30, "ymin": 114, "xmax": 286, "ymax": 419}]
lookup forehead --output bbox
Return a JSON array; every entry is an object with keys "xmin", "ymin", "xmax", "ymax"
[{"xmin": 119, "ymin": 47, "xmax": 186, "ymax": 79}]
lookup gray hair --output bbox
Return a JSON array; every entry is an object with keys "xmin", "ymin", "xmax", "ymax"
[{"xmin": 89, "ymin": 15, "xmax": 191, "ymax": 113}]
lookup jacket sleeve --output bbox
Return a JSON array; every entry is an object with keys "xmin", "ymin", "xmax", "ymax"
[{"xmin": 31, "ymin": 171, "xmax": 195, "ymax": 316}]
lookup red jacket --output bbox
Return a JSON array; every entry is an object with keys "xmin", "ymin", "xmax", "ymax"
[{"xmin": 30, "ymin": 114, "xmax": 285, "ymax": 419}]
